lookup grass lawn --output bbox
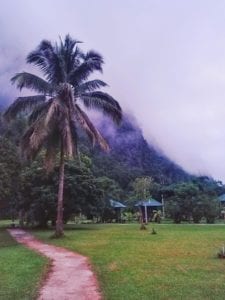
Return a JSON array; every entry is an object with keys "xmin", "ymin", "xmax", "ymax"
[
  {"xmin": 32, "ymin": 223, "xmax": 225, "ymax": 300},
  {"xmin": 0, "ymin": 224, "xmax": 49, "ymax": 300}
]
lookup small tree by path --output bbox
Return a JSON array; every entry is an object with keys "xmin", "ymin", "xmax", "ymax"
[
  {"xmin": 4, "ymin": 35, "xmax": 122, "ymax": 237},
  {"xmin": 133, "ymin": 176, "xmax": 154, "ymax": 227}
]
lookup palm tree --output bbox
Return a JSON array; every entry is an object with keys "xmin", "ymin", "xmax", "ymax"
[{"xmin": 4, "ymin": 35, "xmax": 122, "ymax": 237}]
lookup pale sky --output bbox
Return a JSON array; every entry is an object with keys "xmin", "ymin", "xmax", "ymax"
[{"xmin": 1, "ymin": 0, "xmax": 225, "ymax": 181}]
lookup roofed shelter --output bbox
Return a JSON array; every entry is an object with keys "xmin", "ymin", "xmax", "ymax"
[
  {"xmin": 110, "ymin": 199, "xmax": 126, "ymax": 222},
  {"xmin": 135, "ymin": 199, "xmax": 163, "ymax": 223},
  {"xmin": 218, "ymin": 194, "xmax": 225, "ymax": 206},
  {"xmin": 218, "ymin": 194, "xmax": 225, "ymax": 220}
]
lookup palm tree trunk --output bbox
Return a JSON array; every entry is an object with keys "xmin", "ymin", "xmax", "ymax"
[{"xmin": 55, "ymin": 144, "xmax": 65, "ymax": 237}]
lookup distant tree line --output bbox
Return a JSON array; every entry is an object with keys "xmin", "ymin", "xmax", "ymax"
[{"xmin": 163, "ymin": 177, "xmax": 224, "ymax": 223}]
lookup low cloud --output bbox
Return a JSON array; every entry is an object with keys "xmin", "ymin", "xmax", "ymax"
[{"xmin": 1, "ymin": 0, "xmax": 225, "ymax": 181}]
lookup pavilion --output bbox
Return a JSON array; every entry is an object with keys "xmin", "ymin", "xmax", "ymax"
[
  {"xmin": 218, "ymin": 194, "xmax": 225, "ymax": 206},
  {"xmin": 109, "ymin": 199, "xmax": 126, "ymax": 222},
  {"xmin": 135, "ymin": 198, "xmax": 163, "ymax": 223}
]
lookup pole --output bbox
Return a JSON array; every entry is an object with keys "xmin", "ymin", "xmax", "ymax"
[
  {"xmin": 144, "ymin": 204, "xmax": 148, "ymax": 224},
  {"xmin": 144, "ymin": 177, "xmax": 148, "ymax": 224},
  {"xmin": 161, "ymin": 194, "xmax": 165, "ymax": 218}
]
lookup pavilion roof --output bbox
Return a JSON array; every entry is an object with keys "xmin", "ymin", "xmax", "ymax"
[
  {"xmin": 218, "ymin": 194, "xmax": 225, "ymax": 202},
  {"xmin": 110, "ymin": 199, "xmax": 126, "ymax": 208},
  {"xmin": 135, "ymin": 199, "xmax": 163, "ymax": 207}
]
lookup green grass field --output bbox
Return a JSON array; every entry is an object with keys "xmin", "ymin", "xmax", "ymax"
[
  {"xmin": 1, "ymin": 222, "xmax": 225, "ymax": 299},
  {"xmin": 0, "ymin": 224, "xmax": 49, "ymax": 300},
  {"xmin": 32, "ymin": 224, "xmax": 225, "ymax": 300}
]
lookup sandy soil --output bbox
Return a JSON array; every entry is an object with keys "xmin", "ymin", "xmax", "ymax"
[{"xmin": 8, "ymin": 229, "xmax": 102, "ymax": 300}]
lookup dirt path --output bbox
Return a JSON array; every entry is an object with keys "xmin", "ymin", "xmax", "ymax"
[{"xmin": 8, "ymin": 229, "xmax": 102, "ymax": 300}]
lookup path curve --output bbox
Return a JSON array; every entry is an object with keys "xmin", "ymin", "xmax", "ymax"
[{"xmin": 8, "ymin": 229, "xmax": 102, "ymax": 300}]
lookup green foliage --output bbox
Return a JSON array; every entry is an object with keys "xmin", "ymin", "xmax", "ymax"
[
  {"xmin": 85, "ymin": 176, "xmax": 124, "ymax": 222},
  {"xmin": 18, "ymin": 156, "xmax": 105, "ymax": 226},
  {"xmin": 20, "ymin": 158, "xmax": 56, "ymax": 227},
  {"xmin": 95, "ymin": 176, "xmax": 123, "ymax": 200},
  {"xmin": 0, "ymin": 114, "xmax": 27, "ymax": 144},
  {"xmin": 63, "ymin": 159, "xmax": 104, "ymax": 220},
  {"xmin": 0, "ymin": 137, "xmax": 21, "ymax": 218},
  {"xmin": 133, "ymin": 176, "xmax": 154, "ymax": 199},
  {"xmin": 165, "ymin": 179, "xmax": 220, "ymax": 223}
]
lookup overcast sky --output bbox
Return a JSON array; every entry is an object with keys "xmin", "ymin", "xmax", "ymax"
[{"xmin": 1, "ymin": 0, "xmax": 225, "ymax": 181}]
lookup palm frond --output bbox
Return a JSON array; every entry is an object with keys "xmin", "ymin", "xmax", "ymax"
[
  {"xmin": 21, "ymin": 118, "xmax": 48, "ymax": 159},
  {"xmin": 81, "ymin": 50, "xmax": 104, "ymax": 68},
  {"xmin": 27, "ymin": 40, "xmax": 66, "ymax": 84},
  {"xmin": 4, "ymin": 95, "xmax": 45, "ymax": 121},
  {"xmin": 27, "ymin": 42, "xmax": 52, "ymax": 79},
  {"xmin": 74, "ymin": 104, "xmax": 109, "ymax": 152},
  {"xmin": 44, "ymin": 98, "xmax": 60, "ymax": 127},
  {"xmin": 59, "ymin": 34, "xmax": 82, "ymax": 74},
  {"xmin": 44, "ymin": 96, "xmax": 76, "ymax": 158},
  {"xmin": 77, "ymin": 80, "xmax": 107, "ymax": 94},
  {"xmin": 44, "ymin": 129, "xmax": 60, "ymax": 172},
  {"xmin": 80, "ymin": 91, "xmax": 122, "ymax": 124},
  {"xmin": 28, "ymin": 100, "xmax": 53, "ymax": 124},
  {"xmin": 21, "ymin": 103, "xmax": 57, "ymax": 158},
  {"xmin": 11, "ymin": 72, "xmax": 54, "ymax": 94},
  {"xmin": 69, "ymin": 51, "xmax": 104, "ymax": 85},
  {"xmin": 26, "ymin": 39, "xmax": 54, "ymax": 71}
]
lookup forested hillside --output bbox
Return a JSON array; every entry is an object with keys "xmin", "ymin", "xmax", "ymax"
[
  {"xmin": 0, "ymin": 104, "xmax": 190, "ymax": 187},
  {"xmin": 1, "ymin": 108, "xmax": 224, "ymax": 224},
  {"xmin": 89, "ymin": 114, "xmax": 190, "ymax": 189}
]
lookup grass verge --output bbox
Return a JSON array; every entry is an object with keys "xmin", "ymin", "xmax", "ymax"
[{"xmin": 0, "ymin": 226, "xmax": 49, "ymax": 300}]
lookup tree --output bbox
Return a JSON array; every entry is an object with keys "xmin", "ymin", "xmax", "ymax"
[
  {"xmin": 0, "ymin": 137, "xmax": 21, "ymax": 219},
  {"xmin": 95, "ymin": 176, "xmax": 123, "ymax": 222},
  {"xmin": 19, "ymin": 156, "xmax": 57, "ymax": 227},
  {"xmin": 133, "ymin": 176, "xmax": 154, "ymax": 200},
  {"xmin": 19, "ymin": 155, "xmax": 105, "ymax": 227},
  {"xmin": 4, "ymin": 35, "xmax": 122, "ymax": 236},
  {"xmin": 132, "ymin": 176, "xmax": 155, "ymax": 227},
  {"xmin": 165, "ymin": 180, "xmax": 220, "ymax": 223}
]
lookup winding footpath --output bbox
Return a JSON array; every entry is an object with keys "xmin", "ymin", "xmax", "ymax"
[{"xmin": 8, "ymin": 229, "xmax": 102, "ymax": 300}]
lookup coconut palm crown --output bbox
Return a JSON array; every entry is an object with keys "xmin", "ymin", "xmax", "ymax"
[{"xmin": 4, "ymin": 35, "xmax": 122, "ymax": 236}]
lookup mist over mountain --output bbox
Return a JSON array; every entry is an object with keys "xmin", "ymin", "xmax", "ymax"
[
  {"xmin": 0, "ymin": 95, "xmax": 191, "ymax": 188},
  {"xmin": 88, "ymin": 114, "xmax": 191, "ymax": 189},
  {"xmin": 0, "ymin": 96, "xmax": 191, "ymax": 187}
]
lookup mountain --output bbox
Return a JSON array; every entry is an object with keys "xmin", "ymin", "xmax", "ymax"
[
  {"xmin": 1, "ymin": 100, "xmax": 191, "ymax": 190},
  {"xmin": 87, "ymin": 114, "xmax": 191, "ymax": 190}
]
